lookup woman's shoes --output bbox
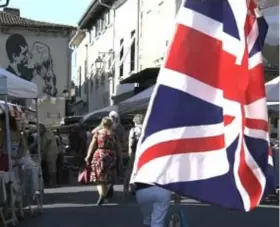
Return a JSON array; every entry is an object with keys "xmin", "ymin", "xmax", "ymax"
[{"xmin": 96, "ymin": 196, "xmax": 105, "ymax": 206}]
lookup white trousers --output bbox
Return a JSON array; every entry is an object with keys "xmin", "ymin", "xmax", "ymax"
[{"xmin": 136, "ymin": 186, "xmax": 171, "ymax": 227}]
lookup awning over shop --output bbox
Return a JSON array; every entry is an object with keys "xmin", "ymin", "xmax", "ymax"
[
  {"xmin": 62, "ymin": 115, "xmax": 82, "ymax": 125},
  {"xmin": 119, "ymin": 86, "xmax": 155, "ymax": 114},
  {"xmin": 267, "ymin": 102, "xmax": 279, "ymax": 112},
  {"xmin": 81, "ymin": 105, "xmax": 118, "ymax": 125},
  {"xmin": 266, "ymin": 76, "xmax": 279, "ymax": 102},
  {"xmin": 263, "ymin": 3, "xmax": 279, "ymax": 46},
  {"xmin": 120, "ymin": 68, "xmax": 159, "ymax": 84}
]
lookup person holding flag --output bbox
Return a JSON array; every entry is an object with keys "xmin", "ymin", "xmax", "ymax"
[{"xmin": 131, "ymin": 0, "xmax": 275, "ymax": 216}]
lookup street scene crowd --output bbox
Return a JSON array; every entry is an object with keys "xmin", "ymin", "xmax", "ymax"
[
  {"xmin": 0, "ymin": 108, "xmax": 278, "ymax": 226},
  {"xmin": 0, "ymin": 0, "xmax": 278, "ymax": 226}
]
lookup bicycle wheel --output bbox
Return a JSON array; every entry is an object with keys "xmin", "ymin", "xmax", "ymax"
[
  {"xmin": 179, "ymin": 208, "xmax": 188, "ymax": 227},
  {"xmin": 167, "ymin": 210, "xmax": 181, "ymax": 227}
]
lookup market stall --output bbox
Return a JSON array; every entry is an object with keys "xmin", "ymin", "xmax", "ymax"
[
  {"xmin": 119, "ymin": 86, "xmax": 154, "ymax": 115},
  {"xmin": 81, "ymin": 105, "xmax": 118, "ymax": 126},
  {"xmin": 266, "ymin": 76, "xmax": 279, "ymax": 102},
  {"xmin": 0, "ymin": 68, "xmax": 43, "ymax": 226}
]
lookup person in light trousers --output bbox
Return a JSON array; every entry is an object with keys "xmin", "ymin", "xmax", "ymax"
[{"xmin": 134, "ymin": 182, "xmax": 171, "ymax": 227}]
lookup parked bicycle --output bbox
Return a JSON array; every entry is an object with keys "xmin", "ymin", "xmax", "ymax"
[{"xmin": 167, "ymin": 194, "xmax": 188, "ymax": 227}]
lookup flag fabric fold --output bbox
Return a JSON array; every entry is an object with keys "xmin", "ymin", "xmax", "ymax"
[{"xmin": 130, "ymin": 0, "xmax": 274, "ymax": 211}]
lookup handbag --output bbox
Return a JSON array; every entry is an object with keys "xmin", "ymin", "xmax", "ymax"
[{"xmin": 78, "ymin": 165, "xmax": 91, "ymax": 184}]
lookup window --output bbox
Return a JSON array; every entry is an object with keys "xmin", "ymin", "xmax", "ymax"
[
  {"xmin": 89, "ymin": 29, "xmax": 93, "ymax": 43},
  {"xmin": 119, "ymin": 38, "xmax": 124, "ymax": 78},
  {"xmin": 91, "ymin": 10, "xmax": 111, "ymax": 38},
  {"xmin": 92, "ymin": 25, "xmax": 98, "ymax": 38},
  {"xmin": 100, "ymin": 18, "xmax": 105, "ymax": 31},
  {"xmin": 78, "ymin": 66, "xmax": 82, "ymax": 97},
  {"xmin": 130, "ymin": 30, "xmax": 136, "ymax": 72},
  {"xmin": 96, "ymin": 20, "xmax": 101, "ymax": 34},
  {"xmin": 103, "ymin": 9, "xmax": 110, "ymax": 26}
]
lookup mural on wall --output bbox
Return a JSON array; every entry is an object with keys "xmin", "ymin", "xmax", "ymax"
[{"xmin": 5, "ymin": 33, "xmax": 58, "ymax": 97}]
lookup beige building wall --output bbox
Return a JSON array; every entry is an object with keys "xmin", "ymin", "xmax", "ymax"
[
  {"xmin": 139, "ymin": 0, "xmax": 181, "ymax": 69},
  {"xmin": 72, "ymin": 35, "xmax": 89, "ymax": 102},
  {"xmin": 113, "ymin": 0, "xmax": 137, "ymax": 97},
  {"xmin": 87, "ymin": 19, "xmax": 113, "ymax": 111},
  {"xmin": 0, "ymin": 28, "xmax": 72, "ymax": 125}
]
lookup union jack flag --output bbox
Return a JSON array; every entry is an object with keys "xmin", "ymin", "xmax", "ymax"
[{"xmin": 130, "ymin": 0, "xmax": 274, "ymax": 211}]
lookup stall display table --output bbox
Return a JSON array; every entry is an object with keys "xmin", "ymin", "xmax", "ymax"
[
  {"xmin": 0, "ymin": 164, "xmax": 44, "ymax": 226},
  {"xmin": 22, "ymin": 165, "xmax": 44, "ymax": 214},
  {"xmin": 0, "ymin": 169, "xmax": 23, "ymax": 227}
]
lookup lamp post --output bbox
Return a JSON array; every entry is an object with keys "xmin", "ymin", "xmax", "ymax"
[{"xmin": 95, "ymin": 56, "xmax": 104, "ymax": 71}]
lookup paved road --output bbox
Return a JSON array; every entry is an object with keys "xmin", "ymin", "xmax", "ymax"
[{"xmin": 17, "ymin": 185, "xmax": 279, "ymax": 227}]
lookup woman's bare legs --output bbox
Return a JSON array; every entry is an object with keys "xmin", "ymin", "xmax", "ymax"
[{"xmin": 96, "ymin": 184, "xmax": 108, "ymax": 205}]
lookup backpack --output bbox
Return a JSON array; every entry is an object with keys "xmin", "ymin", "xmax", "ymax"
[{"xmin": 131, "ymin": 126, "xmax": 142, "ymax": 153}]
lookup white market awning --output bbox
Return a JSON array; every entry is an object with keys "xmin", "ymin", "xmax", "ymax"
[
  {"xmin": 0, "ymin": 68, "xmax": 38, "ymax": 98},
  {"xmin": 266, "ymin": 76, "xmax": 279, "ymax": 102}
]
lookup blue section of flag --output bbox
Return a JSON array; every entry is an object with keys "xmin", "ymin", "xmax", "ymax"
[
  {"xmin": 244, "ymin": 135, "xmax": 269, "ymax": 174},
  {"xmin": 184, "ymin": 0, "xmax": 240, "ymax": 39},
  {"xmin": 142, "ymin": 85, "xmax": 223, "ymax": 143},
  {"xmin": 264, "ymin": 165, "xmax": 277, "ymax": 195},
  {"xmin": 161, "ymin": 136, "xmax": 244, "ymax": 210},
  {"xmin": 249, "ymin": 17, "xmax": 269, "ymax": 57}
]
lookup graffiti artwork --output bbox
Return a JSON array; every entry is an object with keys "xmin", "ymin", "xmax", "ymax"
[{"xmin": 5, "ymin": 33, "xmax": 58, "ymax": 97}]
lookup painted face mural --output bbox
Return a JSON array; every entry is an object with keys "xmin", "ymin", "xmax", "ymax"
[
  {"xmin": 5, "ymin": 33, "xmax": 58, "ymax": 97},
  {"xmin": 31, "ymin": 42, "xmax": 57, "ymax": 97}
]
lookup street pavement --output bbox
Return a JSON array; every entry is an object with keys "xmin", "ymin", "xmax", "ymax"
[{"xmin": 17, "ymin": 185, "xmax": 279, "ymax": 227}]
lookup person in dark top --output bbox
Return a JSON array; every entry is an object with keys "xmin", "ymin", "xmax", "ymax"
[{"xmin": 124, "ymin": 114, "xmax": 144, "ymax": 197}]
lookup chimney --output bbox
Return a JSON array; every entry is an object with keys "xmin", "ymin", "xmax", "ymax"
[{"xmin": 3, "ymin": 8, "xmax": 20, "ymax": 16}]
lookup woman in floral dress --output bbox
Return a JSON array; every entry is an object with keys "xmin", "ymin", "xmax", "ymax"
[{"xmin": 85, "ymin": 117, "xmax": 122, "ymax": 205}]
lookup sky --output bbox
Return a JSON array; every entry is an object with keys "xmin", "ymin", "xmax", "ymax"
[{"xmin": 5, "ymin": 0, "xmax": 93, "ymax": 26}]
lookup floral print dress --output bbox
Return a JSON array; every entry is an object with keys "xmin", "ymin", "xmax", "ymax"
[{"xmin": 91, "ymin": 128, "xmax": 117, "ymax": 184}]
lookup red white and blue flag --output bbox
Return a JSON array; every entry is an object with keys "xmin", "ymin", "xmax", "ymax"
[{"xmin": 130, "ymin": 0, "xmax": 274, "ymax": 211}]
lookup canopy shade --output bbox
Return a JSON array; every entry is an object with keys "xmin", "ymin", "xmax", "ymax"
[
  {"xmin": 119, "ymin": 86, "xmax": 154, "ymax": 114},
  {"xmin": 81, "ymin": 105, "xmax": 118, "ymax": 125},
  {"xmin": 263, "ymin": 5, "xmax": 279, "ymax": 46},
  {"xmin": 267, "ymin": 101, "xmax": 279, "ymax": 112},
  {"xmin": 266, "ymin": 76, "xmax": 279, "ymax": 102},
  {"xmin": 0, "ymin": 68, "xmax": 38, "ymax": 98}
]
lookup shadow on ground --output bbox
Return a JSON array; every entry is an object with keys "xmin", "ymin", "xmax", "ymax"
[
  {"xmin": 43, "ymin": 190, "xmax": 128, "ymax": 205},
  {"xmin": 16, "ymin": 203, "xmax": 279, "ymax": 227},
  {"xmin": 13, "ymin": 185, "xmax": 280, "ymax": 227},
  {"xmin": 42, "ymin": 185, "xmax": 134, "ymax": 205}
]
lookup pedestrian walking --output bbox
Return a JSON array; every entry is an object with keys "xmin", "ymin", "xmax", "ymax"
[
  {"xmin": 85, "ymin": 117, "xmax": 123, "ymax": 205},
  {"xmin": 123, "ymin": 114, "xmax": 144, "ymax": 198}
]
